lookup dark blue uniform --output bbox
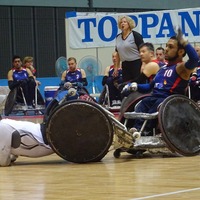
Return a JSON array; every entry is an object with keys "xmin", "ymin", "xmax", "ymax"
[
  {"xmin": 106, "ymin": 65, "xmax": 123, "ymax": 103},
  {"xmin": 12, "ymin": 68, "xmax": 36, "ymax": 106},
  {"xmin": 189, "ymin": 62, "xmax": 200, "ymax": 101},
  {"xmin": 152, "ymin": 64, "xmax": 188, "ymax": 98},
  {"xmin": 134, "ymin": 64, "xmax": 189, "ymax": 131},
  {"xmin": 65, "ymin": 68, "xmax": 83, "ymax": 83},
  {"xmin": 12, "ymin": 68, "xmax": 29, "ymax": 81}
]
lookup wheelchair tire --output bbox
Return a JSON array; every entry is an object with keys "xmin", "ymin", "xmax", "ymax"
[
  {"xmin": 43, "ymin": 99, "xmax": 59, "ymax": 123},
  {"xmin": 4, "ymin": 88, "xmax": 17, "ymax": 116},
  {"xmin": 36, "ymin": 89, "xmax": 45, "ymax": 105},
  {"xmin": 98, "ymin": 86, "xmax": 107, "ymax": 105},
  {"xmin": 45, "ymin": 100, "xmax": 113, "ymax": 163},
  {"xmin": 159, "ymin": 94, "xmax": 200, "ymax": 156},
  {"xmin": 118, "ymin": 92, "xmax": 149, "ymax": 129}
]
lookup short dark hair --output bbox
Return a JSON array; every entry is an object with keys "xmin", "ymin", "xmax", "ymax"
[
  {"xmin": 12, "ymin": 55, "xmax": 22, "ymax": 62},
  {"xmin": 68, "ymin": 57, "xmax": 77, "ymax": 63},
  {"xmin": 170, "ymin": 36, "xmax": 186, "ymax": 57},
  {"xmin": 156, "ymin": 47, "xmax": 165, "ymax": 52},
  {"xmin": 139, "ymin": 42, "xmax": 154, "ymax": 52}
]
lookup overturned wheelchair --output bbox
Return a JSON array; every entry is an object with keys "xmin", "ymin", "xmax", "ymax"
[
  {"xmin": 4, "ymin": 86, "xmax": 45, "ymax": 116},
  {"xmin": 43, "ymin": 93, "xmax": 200, "ymax": 163}
]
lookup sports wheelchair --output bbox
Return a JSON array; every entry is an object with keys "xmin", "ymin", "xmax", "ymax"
[
  {"xmin": 4, "ymin": 86, "xmax": 45, "ymax": 116},
  {"xmin": 98, "ymin": 84, "xmax": 122, "ymax": 112},
  {"xmin": 43, "ymin": 83, "xmax": 96, "ymax": 123},
  {"xmin": 42, "ymin": 92, "xmax": 200, "ymax": 163}
]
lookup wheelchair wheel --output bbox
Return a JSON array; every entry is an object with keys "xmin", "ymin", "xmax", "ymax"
[
  {"xmin": 159, "ymin": 94, "xmax": 200, "ymax": 156},
  {"xmin": 45, "ymin": 100, "xmax": 113, "ymax": 163},
  {"xmin": 36, "ymin": 89, "xmax": 45, "ymax": 105},
  {"xmin": 119, "ymin": 92, "xmax": 150, "ymax": 129},
  {"xmin": 43, "ymin": 99, "xmax": 59, "ymax": 123},
  {"xmin": 4, "ymin": 88, "xmax": 17, "ymax": 116},
  {"xmin": 98, "ymin": 86, "xmax": 107, "ymax": 105}
]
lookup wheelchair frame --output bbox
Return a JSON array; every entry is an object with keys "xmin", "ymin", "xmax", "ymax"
[{"xmin": 4, "ymin": 85, "xmax": 45, "ymax": 116}]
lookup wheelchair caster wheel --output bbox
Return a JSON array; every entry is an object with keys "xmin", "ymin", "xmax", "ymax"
[
  {"xmin": 135, "ymin": 150, "xmax": 145, "ymax": 158},
  {"xmin": 113, "ymin": 149, "xmax": 121, "ymax": 158},
  {"xmin": 133, "ymin": 132, "xmax": 141, "ymax": 139}
]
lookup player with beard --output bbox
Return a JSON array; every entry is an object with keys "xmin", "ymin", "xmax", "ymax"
[{"xmin": 122, "ymin": 32, "xmax": 199, "ymax": 135}]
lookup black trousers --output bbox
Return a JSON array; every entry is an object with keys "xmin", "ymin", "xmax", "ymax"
[{"xmin": 122, "ymin": 59, "xmax": 142, "ymax": 83}]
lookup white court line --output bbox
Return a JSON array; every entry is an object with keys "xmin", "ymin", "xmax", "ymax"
[{"xmin": 130, "ymin": 187, "xmax": 200, "ymax": 200}]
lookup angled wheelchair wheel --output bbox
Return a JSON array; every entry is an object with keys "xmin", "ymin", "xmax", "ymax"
[
  {"xmin": 159, "ymin": 94, "xmax": 200, "ymax": 156},
  {"xmin": 4, "ymin": 88, "xmax": 17, "ymax": 116},
  {"xmin": 43, "ymin": 99, "xmax": 59, "ymax": 123},
  {"xmin": 119, "ymin": 92, "xmax": 150, "ymax": 129},
  {"xmin": 45, "ymin": 100, "xmax": 113, "ymax": 163}
]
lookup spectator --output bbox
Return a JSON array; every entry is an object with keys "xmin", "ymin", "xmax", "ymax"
[
  {"xmin": 23, "ymin": 56, "xmax": 41, "ymax": 85},
  {"xmin": 124, "ymin": 34, "xmax": 199, "ymax": 135},
  {"xmin": 23, "ymin": 56, "xmax": 36, "ymax": 76},
  {"xmin": 7, "ymin": 55, "xmax": 36, "ymax": 108},
  {"xmin": 155, "ymin": 47, "xmax": 168, "ymax": 66},
  {"xmin": 116, "ymin": 15, "xmax": 144, "ymax": 83},
  {"xmin": 102, "ymin": 51, "xmax": 123, "ymax": 106}
]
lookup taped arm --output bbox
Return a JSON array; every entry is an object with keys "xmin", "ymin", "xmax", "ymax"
[
  {"xmin": 137, "ymin": 80, "xmax": 155, "ymax": 93},
  {"xmin": 184, "ymin": 43, "xmax": 199, "ymax": 70}
]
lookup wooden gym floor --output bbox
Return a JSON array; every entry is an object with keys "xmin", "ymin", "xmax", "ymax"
[{"xmin": 0, "ymin": 116, "xmax": 200, "ymax": 200}]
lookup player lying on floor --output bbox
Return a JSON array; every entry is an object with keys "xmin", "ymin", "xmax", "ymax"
[{"xmin": 0, "ymin": 118, "xmax": 54, "ymax": 167}]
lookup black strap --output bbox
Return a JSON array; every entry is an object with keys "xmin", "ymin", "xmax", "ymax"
[
  {"xmin": 132, "ymin": 30, "xmax": 144, "ymax": 51},
  {"xmin": 40, "ymin": 123, "xmax": 49, "ymax": 145}
]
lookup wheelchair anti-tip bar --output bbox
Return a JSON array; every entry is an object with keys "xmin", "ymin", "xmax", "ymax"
[{"xmin": 124, "ymin": 111, "xmax": 159, "ymax": 120}]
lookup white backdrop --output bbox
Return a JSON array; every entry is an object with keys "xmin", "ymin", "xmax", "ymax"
[{"xmin": 65, "ymin": 8, "xmax": 200, "ymax": 75}]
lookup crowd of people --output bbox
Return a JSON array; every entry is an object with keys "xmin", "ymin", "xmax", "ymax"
[{"xmin": 1, "ymin": 14, "xmax": 200, "ymax": 166}]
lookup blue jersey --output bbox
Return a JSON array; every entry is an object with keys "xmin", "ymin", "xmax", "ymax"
[
  {"xmin": 108, "ymin": 65, "xmax": 122, "ymax": 78},
  {"xmin": 152, "ymin": 64, "xmax": 188, "ymax": 98},
  {"xmin": 65, "ymin": 68, "xmax": 83, "ymax": 83},
  {"xmin": 12, "ymin": 68, "xmax": 29, "ymax": 81}
]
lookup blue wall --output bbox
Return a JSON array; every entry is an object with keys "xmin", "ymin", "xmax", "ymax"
[{"xmin": 0, "ymin": 76, "xmax": 103, "ymax": 98}]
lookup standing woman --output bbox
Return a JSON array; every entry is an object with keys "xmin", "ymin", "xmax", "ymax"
[{"xmin": 116, "ymin": 15, "xmax": 144, "ymax": 83}]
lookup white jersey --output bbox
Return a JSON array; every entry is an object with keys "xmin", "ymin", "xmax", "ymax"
[{"xmin": 0, "ymin": 119, "xmax": 54, "ymax": 166}]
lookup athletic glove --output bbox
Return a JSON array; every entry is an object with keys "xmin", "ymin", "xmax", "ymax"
[
  {"xmin": 19, "ymin": 79, "xmax": 28, "ymax": 86},
  {"xmin": 76, "ymin": 82, "xmax": 83, "ymax": 88},
  {"xmin": 122, "ymin": 82, "xmax": 138, "ymax": 93},
  {"xmin": 64, "ymin": 82, "xmax": 72, "ymax": 90}
]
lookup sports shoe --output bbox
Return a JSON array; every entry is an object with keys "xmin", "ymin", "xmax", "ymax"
[
  {"xmin": 116, "ymin": 100, "xmax": 121, "ymax": 106},
  {"xmin": 111, "ymin": 100, "xmax": 117, "ymax": 106}
]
